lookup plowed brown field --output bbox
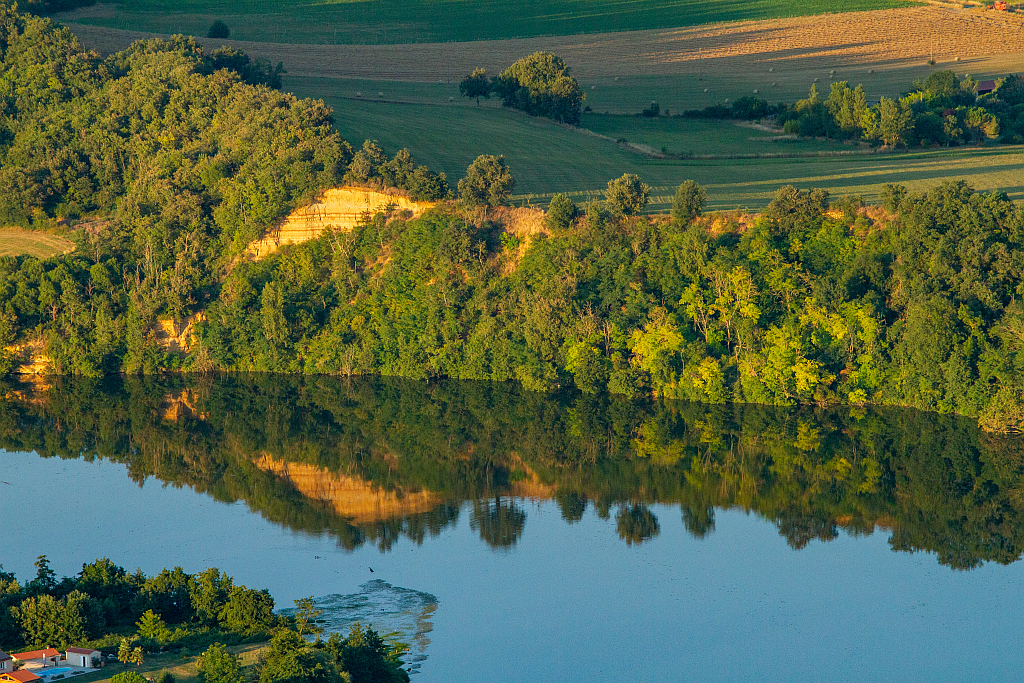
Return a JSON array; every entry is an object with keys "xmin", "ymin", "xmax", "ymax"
[{"xmin": 66, "ymin": 6, "xmax": 1024, "ymax": 84}]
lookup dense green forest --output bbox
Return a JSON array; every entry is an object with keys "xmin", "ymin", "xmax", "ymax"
[
  {"xmin": 2, "ymin": 374, "xmax": 1022, "ymax": 570},
  {"xmin": 3, "ymin": 6, "xmax": 1024, "ymax": 430},
  {"xmin": 0, "ymin": 554, "xmax": 408, "ymax": 682}
]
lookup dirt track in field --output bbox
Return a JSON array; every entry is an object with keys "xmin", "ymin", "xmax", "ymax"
[{"xmin": 65, "ymin": 6, "xmax": 1024, "ymax": 83}]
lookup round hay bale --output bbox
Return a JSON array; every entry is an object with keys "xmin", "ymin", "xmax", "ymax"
[
  {"xmin": 772, "ymin": 82, "xmax": 777, "ymax": 86},
  {"xmin": 769, "ymin": 67, "xmax": 774, "ymax": 72},
  {"xmin": 378, "ymin": 92, "xmax": 384, "ymax": 98},
  {"xmin": 356, "ymin": 91, "xmax": 362, "ymax": 97},
  {"xmin": 703, "ymin": 88, "xmax": 708, "ymax": 93},
  {"xmin": 753, "ymin": 89, "xmax": 759, "ymax": 94}
]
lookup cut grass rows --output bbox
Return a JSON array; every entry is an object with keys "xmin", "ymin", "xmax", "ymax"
[{"xmin": 295, "ymin": 84, "xmax": 1024, "ymax": 210}]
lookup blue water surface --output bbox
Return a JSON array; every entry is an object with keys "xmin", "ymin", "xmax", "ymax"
[{"xmin": 2, "ymin": 449, "xmax": 1022, "ymax": 682}]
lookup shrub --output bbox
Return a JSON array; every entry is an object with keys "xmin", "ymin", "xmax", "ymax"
[
  {"xmin": 545, "ymin": 193, "xmax": 578, "ymax": 231},
  {"xmin": 207, "ymin": 21, "xmax": 230, "ymax": 39}
]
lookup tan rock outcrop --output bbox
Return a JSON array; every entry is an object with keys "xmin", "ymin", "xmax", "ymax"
[{"xmin": 247, "ymin": 187, "xmax": 436, "ymax": 259}]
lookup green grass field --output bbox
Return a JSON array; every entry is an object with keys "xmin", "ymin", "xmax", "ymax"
[
  {"xmin": 288, "ymin": 76, "xmax": 1024, "ymax": 211},
  {"xmin": 63, "ymin": 0, "xmax": 915, "ymax": 45},
  {"xmin": 0, "ymin": 227, "xmax": 76, "ymax": 258},
  {"xmin": 580, "ymin": 113, "xmax": 848, "ymax": 156}
]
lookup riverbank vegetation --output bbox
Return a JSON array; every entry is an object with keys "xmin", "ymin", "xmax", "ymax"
[
  {"xmin": 5, "ymin": 6, "xmax": 1024, "ymax": 429},
  {"xmin": 0, "ymin": 558, "xmax": 408, "ymax": 682}
]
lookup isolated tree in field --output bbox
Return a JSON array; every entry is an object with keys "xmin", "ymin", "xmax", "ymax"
[
  {"xmin": 458, "ymin": 155, "xmax": 516, "ymax": 207},
  {"xmin": 207, "ymin": 21, "xmax": 230, "ymax": 39},
  {"xmin": 460, "ymin": 68, "xmax": 491, "ymax": 105},
  {"xmin": 492, "ymin": 52, "xmax": 583, "ymax": 125},
  {"xmin": 671, "ymin": 180, "xmax": 706, "ymax": 226},
  {"xmin": 604, "ymin": 173, "xmax": 650, "ymax": 216},
  {"xmin": 545, "ymin": 193, "xmax": 578, "ymax": 231}
]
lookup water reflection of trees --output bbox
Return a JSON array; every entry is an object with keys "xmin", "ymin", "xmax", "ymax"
[{"xmin": 1, "ymin": 374, "xmax": 1023, "ymax": 569}]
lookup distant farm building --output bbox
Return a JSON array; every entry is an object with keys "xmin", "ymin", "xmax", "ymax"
[{"xmin": 978, "ymin": 80, "xmax": 996, "ymax": 95}]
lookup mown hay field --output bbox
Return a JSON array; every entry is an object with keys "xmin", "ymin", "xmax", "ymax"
[
  {"xmin": 67, "ymin": 6, "xmax": 1024, "ymax": 114},
  {"xmin": 0, "ymin": 228, "xmax": 75, "ymax": 258},
  {"xmin": 55, "ymin": 0, "xmax": 915, "ymax": 45}
]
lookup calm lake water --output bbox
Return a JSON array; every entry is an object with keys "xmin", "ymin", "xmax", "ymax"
[{"xmin": 2, "ymin": 375, "xmax": 1023, "ymax": 681}]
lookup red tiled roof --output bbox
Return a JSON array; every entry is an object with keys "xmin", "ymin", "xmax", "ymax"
[
  {"xmin": 2, "ymin": 672, "xmax": 42, "ymax": 683},
  {"xmin": 65, "ymin": 649, "xmax": 98, "ymax": 656},
  {"xmin": 11, "ymin": 650, "xmax": 59, "ymax": 661}
]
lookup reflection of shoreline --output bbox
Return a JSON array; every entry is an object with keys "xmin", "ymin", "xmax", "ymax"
[
  {"xmin": 280, "ymin": 580, "xmax": 437, "ymax": 676},
  {"xmin": 3, "ymin": 373, "xmax": 1023, "ymax": 569}
]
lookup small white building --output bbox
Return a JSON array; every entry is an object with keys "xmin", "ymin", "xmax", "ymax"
[
  {"xmin": 63, "ymin": 650, "xmax": 99, "ymax": 669},
  {"xmin": 0, "ymin": 652, "xmax": 12, "ymax": 674}
]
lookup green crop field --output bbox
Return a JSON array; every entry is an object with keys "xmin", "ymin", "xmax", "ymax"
[
  {"xmin": 0, "ymin": 228, "xmax": 75, "ymax": 258},
  {"xmin": 294, "ymin": 76, "xmax": 1024, "ymax": 211},
  {"xmin": 60, "ymin": 0, "xmax": 915, "ymax": 45},
  {"xmin": 580, "ymin": 114, "xmax": 847, "ymax": 156}
]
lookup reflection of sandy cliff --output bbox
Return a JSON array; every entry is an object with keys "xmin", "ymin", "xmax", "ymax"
[{"xmin": 253, "ymin": 454, "xmax": 442, "ymax": 523}]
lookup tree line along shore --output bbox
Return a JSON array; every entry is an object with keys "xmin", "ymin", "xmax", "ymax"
[
  {"xmin": 4, "ymin": 6, "xmax": 1024, "ymax": 432},
  {"xmin": 0, "ymin": 558, "xmax": 408, "ymax": 682}
]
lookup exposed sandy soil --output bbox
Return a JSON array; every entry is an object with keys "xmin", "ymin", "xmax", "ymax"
[
  {"xmin": 247, "ymin": 186, "xmax": 435, "ymax": 258},
  {"xmin": 65, "ymin": 6, "xmax": 1024, "ymax": 83}
]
